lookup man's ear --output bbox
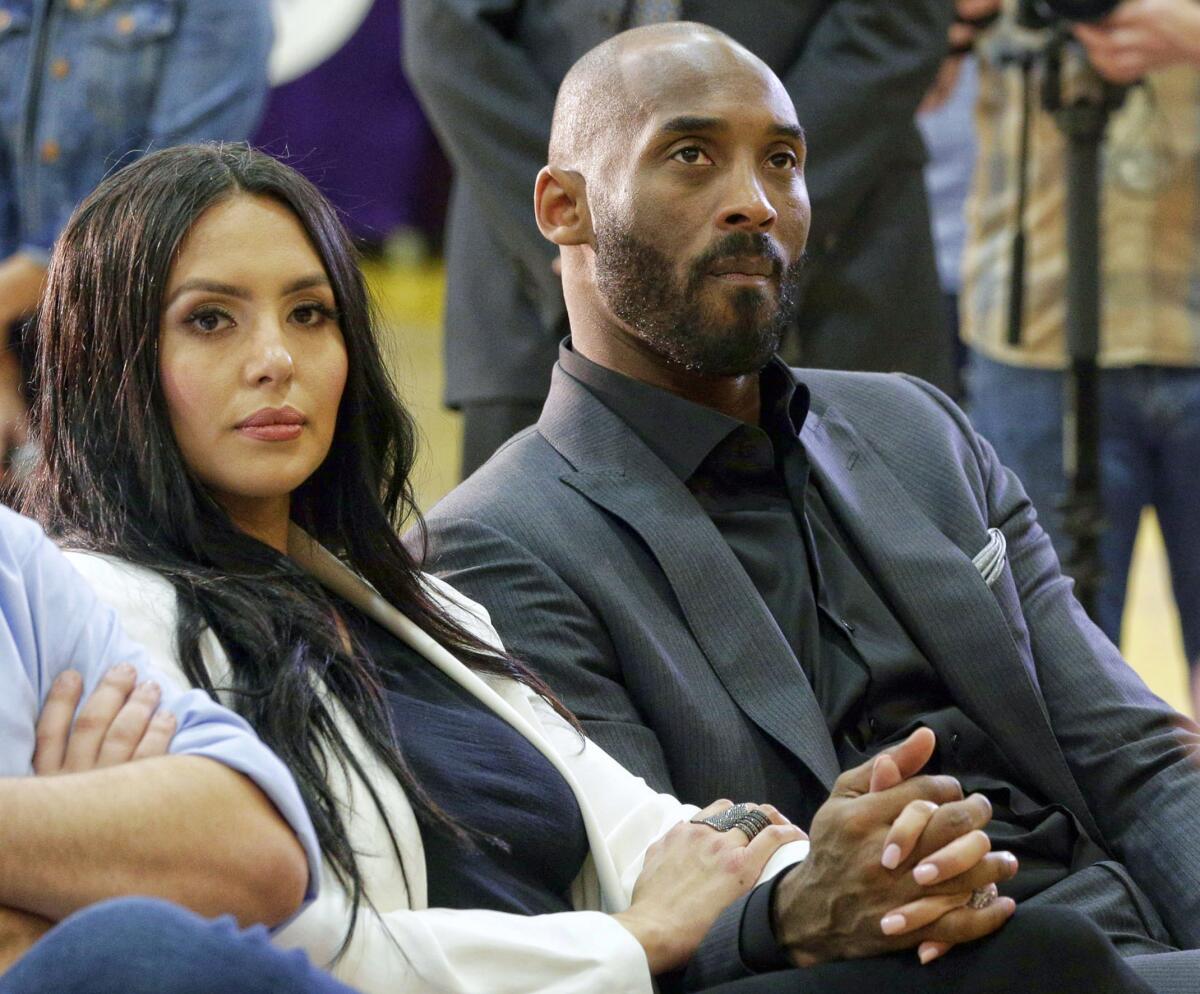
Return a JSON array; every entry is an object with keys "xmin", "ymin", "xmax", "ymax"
[{"xmin": 534, "ymin": 166, "xmax": 593, "ymax": 246}]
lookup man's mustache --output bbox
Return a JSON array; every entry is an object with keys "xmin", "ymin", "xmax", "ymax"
[{"xmin": 694, "ymin": 233, "xmax": 783, "ymax": 274}]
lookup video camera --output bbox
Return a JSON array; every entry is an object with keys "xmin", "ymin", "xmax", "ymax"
[{"xmin": 1017, "ymin": 0, "xmax": 1121, "ymax": 29}]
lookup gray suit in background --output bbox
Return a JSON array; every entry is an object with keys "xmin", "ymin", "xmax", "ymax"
[
  {"xmin": 403, "ymin": 0, "xmax": 956, "ymax": 475},
  {"xmin": 421, "ymin": 362, "xmax": 1200, "ymax": 991}
]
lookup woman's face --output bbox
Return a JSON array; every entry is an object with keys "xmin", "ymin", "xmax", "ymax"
[{"xmin": 159, "ymin": 194, "xmax": 348, "ymax": 530}]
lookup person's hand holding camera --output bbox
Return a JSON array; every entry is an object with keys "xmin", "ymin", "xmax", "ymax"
[{"xmin": 1074, "ymin": 0, "xmax": 1200, "ymax": 84}]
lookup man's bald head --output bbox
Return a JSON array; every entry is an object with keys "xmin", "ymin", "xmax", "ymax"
[
  {"xmin": 548, "ymin": 22, "xmax": 784, "ymax": 175},
  {"xmin": 538, "ymin": 22, "xmax": 810, "ymax": 382}
]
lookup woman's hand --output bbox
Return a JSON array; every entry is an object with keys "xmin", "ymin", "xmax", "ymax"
[
  {"xmin": 874, "ymin": 769, "xmax": 1016, "ymax": 965},
  {"xmin": 614, "ymin": 800, "xmax": 807, "ymax": 975},
  {"xmin": 34, "ymin": 665, "xmax": 177, "ymax": 775},
  {"xmin": 861, "ymin": 731, "xmax": 1016, "ymax": 965}
]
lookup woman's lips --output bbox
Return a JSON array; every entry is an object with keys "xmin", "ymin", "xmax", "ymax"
[
  {"xmin": 238, "ymin": 423, "xmax": 303, "ymax": 441},
  {"xmin": 235, "ymin": 407, "xmax": 306, "ymax": 441}
]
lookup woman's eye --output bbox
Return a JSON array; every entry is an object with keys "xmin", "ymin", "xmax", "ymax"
[
  {"xmin": 292, "ymin": 304, "xmax": 335, "ymax": 326},
  {"xmin": 185, "ymin": 308, "xmax": 232, "ymax": 334},
  {"xmin": 671, "ymin": 146, "xmax": 713, "ymax": 166}
]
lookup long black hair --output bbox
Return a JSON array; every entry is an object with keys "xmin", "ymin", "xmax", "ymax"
[{"xmin": 21, "ymin": 143, "xmax": 572, "ymax": 941}]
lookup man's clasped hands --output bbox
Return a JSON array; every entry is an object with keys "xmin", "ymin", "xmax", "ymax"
[{"xmin": 619, "ymin": 726, "xmax": 1016, "ymax": 972}]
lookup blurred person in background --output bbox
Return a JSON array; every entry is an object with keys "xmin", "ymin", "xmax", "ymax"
[
  {"xmin": 405, "ymin": 0, "xmax": 958, "ymax": 479},
  {"xmin": 0, "ymin": 0, "xmax": 273, "ymax": 474},
  {"xmin": 958, "ymin": 0, "xmax": 1200, "ymax": 714},
  {"xmin": 918, "ymin": 27, "xmax": 983, "ymax": 398}
]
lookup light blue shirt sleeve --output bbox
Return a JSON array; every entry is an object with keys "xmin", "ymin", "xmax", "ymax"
[{"xmin": 0, "ymin": 505, "xmax": 321, "ymax": 905}]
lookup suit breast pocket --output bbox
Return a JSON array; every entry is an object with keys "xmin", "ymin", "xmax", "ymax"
[
  {"xmin": 970, "ymin": 527, "xmax": 1034, "ymax": 655},
  {"xmin": 987, "ymin": 549, "xmax": 1035, "ymax": 658}
]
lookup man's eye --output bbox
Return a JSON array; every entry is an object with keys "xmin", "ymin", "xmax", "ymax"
[
  {"xmin": 671, "ymin": 146, "xmax": 713, "ymax": 166},
  {"xmin": 768, "ymin": 151, "xmax": 799, "ymax": 169}
]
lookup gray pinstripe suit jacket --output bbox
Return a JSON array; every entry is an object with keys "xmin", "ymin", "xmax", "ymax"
[{"xmin": 421, "ymin": 362, "xmax": 1200, "ymax": 963}]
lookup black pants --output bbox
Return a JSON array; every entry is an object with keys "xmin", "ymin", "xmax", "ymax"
[{"xmin": 699, "ymin": 908, "xmax": 1151, "ymax": 994}]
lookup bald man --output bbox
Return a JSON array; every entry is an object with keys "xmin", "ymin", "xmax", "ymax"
[
  {"xmin": 421, "ymin": 24, "xmax": 1200, "ymax": 992},
  {"xmin": 405, "ymin": 0, "xmax": 954, "ymax": 478}
]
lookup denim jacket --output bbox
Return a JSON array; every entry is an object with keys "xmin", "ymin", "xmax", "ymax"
[{"xmin": 0, "ymin": 0, "xmax": 272, "ymax": 261}]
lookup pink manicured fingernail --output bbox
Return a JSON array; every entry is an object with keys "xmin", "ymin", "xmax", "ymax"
[
  {"xmin": 880, "ymin": 913, "xmax": 906, "ymax": 935},
  {"xmin": 919, "ymin": 943, "xmax": 942, "ymax": 965},
  {"xmin": 913, "ymin": 862, "xmax": 938, "ymax": 884},
  {"xmin": 881, "ymin": 843, "xmax": 902, "ymax": 869}
]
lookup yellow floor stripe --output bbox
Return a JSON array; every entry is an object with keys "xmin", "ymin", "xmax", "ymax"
[{"xmin": 1124, "ymin": 511, "xmax": 1190, "ymax": 714}]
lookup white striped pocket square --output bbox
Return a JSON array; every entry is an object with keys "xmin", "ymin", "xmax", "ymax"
[{"xmin": 972, "ymin": 528, "xmax": 1007, "ymax": 588}]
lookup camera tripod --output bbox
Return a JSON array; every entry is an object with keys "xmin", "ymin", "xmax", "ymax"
[{"xmin": 1000, "ymin": 28, "xmax": 1127, "ymax": 619}]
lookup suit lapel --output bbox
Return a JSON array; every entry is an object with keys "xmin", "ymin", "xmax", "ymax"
[
  {"xmin": 540, "ymin": 370, "xmax": 840, "ymax": 790},
  {"xmin": 802, "ymin": 398, "xmax": 1098, "ymax": 831}
]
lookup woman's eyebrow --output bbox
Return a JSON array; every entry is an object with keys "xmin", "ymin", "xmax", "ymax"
[
  {"xmin": 280, "ymin": 274, "xmax": 332, "ymax": 296},
  {"xmin": 164, "ymin": 279, "xmax": 248, "ymax": 307},
  {"xmin": 164, "ymin": 274, "xmax": 331, "ymax": 307}
]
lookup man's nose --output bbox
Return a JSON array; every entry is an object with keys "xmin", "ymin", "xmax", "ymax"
[{"xmin": 716, "ymin": 166, "xmax": 777, "ymax": 233}]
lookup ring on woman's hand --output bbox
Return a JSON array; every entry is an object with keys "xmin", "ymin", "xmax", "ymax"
[
  {"xmin": 691, "ymin": 803, "xmax": 773, "ymax": 842},
  {"xmin": 692, "ymin": 802, "xmax": 755, "ymax": 832},
  {"xmin": 968, "ymin": 883, "xmax": 999, "ymax": 910},
  {"xmin": 731, "ymin": 808, "xmax": 772, "ymax": 842}
]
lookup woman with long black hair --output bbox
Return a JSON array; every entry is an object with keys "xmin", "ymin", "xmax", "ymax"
[{"xmin": 17, "ymin": 143, "xmax": 1149, "ymax": 994}]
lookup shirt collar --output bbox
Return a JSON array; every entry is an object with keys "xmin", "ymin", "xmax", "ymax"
[{"xmin": 557, "ymin": 339, "xmax": 811, "ymax": 482}]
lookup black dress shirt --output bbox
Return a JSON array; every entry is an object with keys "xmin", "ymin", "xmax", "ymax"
[{"xmin": 560, "ymin": 342, "xmax": 1102, "ymax": 970}]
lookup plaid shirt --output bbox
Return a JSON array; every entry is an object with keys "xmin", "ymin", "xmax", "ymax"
[{"xmin": 961, "ymin": 13, "xmax": 1200, "ymax": 369}]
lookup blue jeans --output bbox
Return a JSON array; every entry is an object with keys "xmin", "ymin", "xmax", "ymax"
[
  {"xmin": 0, "ymin": 898, "xmax": 356, "ymax": 994},
  {"xmin": 967, "ymin": 351, "xmax": 1200, "ymax": 666}
]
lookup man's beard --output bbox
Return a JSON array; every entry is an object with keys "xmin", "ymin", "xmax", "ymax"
[{"xmin": 593, "ymin": 222, "xmax": 806, "ymax": 377}]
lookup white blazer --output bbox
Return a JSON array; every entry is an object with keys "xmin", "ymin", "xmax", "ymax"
[{"xmin": 65, "ymin": 527, "xmax": 807, "ymax": 994}]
